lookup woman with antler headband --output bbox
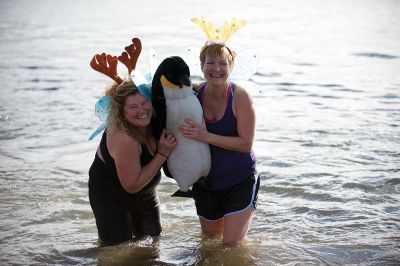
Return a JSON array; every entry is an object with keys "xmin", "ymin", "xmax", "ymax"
[
  {"xmin": 88, "ymin": 38, "xmax": 177, "ymax": 246},
  {"xmin": 179, "ymin": 18, "xmax": 260, "ymax": 246}
]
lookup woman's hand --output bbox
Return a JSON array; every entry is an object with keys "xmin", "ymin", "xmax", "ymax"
[
  {"xmin": 157, "ymin": 129, "xmax": 177, "ymax": 156},
  {"xmin": 179, "ymin": 119, "xmax": 209, "ymax": 142}
]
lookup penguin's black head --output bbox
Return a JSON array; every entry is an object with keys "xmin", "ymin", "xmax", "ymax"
[
  {"xmin": 159, "ymin": 56, "xmax": 191, "ymax": 88},
  {"xmin": 151, "ymin": 56, "xmax": 191, "ymax": 139}
]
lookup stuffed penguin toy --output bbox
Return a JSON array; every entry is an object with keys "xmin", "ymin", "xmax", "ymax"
[{"xmin": 152, "ymin": 56, "xmax": 211, "ymax": 196}]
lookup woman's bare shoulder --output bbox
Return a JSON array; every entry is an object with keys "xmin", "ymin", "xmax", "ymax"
[
  {"xmin": 193, "ymin": 82, "xmax": 207, "ymax": 93},
  {"xmin": 233, "ymin": 84, "xmax": 252, "ymax": 101},
  {"xmin": 107, "ymin": 129, "xmax": 140, "ymax": 155}
]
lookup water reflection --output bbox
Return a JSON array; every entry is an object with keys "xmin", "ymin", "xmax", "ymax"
[
  {"xmin": 96, "ymin": 238, "xmax": 161, "ymax": 266},
  {"xmin": 65, "ymin": 237, "xmax": 162, "ymax": 266},
  {"xmin": 191, "ymin": 235, "xmax": 258, "ymax": 266},
  {"xmin": 67, "ymin": 235, "xmax": 259, "ymax": 265}
]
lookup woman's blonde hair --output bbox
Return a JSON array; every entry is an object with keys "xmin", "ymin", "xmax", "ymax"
[
  {"xmin": 105, "ymin": 77, "xmax": 145, "ymax": 142},
  {"xmin": 199, "ymin": 43, "xmax": 236, "ymax": 69}
]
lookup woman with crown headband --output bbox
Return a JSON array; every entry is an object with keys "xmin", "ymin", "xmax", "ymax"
[
  {"xmin": 88, "ymin": 38, "xmax": 177, "ymax": 246},
  {"xmin": 179, "ymin": 18, "xmax": 260, "ymax": 246}
]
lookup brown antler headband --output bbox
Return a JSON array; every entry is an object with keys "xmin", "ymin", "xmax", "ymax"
[{"xmin": 90, "ymin": 37, "xmax": 142, "ymax": 84}]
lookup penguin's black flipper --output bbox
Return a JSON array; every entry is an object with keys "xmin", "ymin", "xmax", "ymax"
[
  {"xmin": 171, "ymin": 189, "xmax": 193, "ymax": 198},
  {"xmin": 162, "ymin": 163, "xmax": 174, "ymax": 179}
]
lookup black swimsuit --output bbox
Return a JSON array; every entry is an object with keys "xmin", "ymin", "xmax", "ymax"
[{"xmin": 88, "ymin": 130, "xmax": 161, "ymax": 245}]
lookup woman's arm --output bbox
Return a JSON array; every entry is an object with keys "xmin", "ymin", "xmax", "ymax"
[
  {"xmin": 179, "ymin": 86, "xmax": 255, "ymax": 153},
  {"xmin": 109, "ymin": 129, "xmax": 176, "ymax": 194}
]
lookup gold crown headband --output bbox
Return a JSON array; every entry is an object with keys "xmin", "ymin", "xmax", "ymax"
[{"xmin": 191, "ymin": 17, "xmax": 246, "ymax": 46}]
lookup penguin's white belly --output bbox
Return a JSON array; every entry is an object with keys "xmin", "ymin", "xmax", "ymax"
[{"xmin": 166, "ymin": 96, "xmax": 211, "ymax": 192}]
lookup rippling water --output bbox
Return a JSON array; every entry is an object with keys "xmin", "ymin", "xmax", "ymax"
[{"xmin": 1, "ymin": 0, "xmax": 399, "ymax": 265}]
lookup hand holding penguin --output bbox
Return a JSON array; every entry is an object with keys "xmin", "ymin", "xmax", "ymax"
[
  {"xmin": 157, "ymin": 128, "xmax": 177, "ymax": 157},
  {"xmin": 179, "ymin": 119, "xmax": 209, "ymax": 142}
]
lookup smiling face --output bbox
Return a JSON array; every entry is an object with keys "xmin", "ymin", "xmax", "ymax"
[
  {"xmin": 200, "ymin": 44, "xmax": 235, "ymax": 86},
  {"xmin": 123, "ymin": 93, "xmax": 153, "ymax": 128},
  {"xmin": 202, "ymin": 54, "xmax": 231, "ymax": 86}
]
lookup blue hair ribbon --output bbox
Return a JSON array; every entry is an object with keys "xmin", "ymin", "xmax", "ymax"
[
  {"xmin": 88, "ymin": 95, "xmax": 111, "ymax": 141},
  {"xmin": 131, "ymin": 70, "xmax": 152, "ymax": 102}
]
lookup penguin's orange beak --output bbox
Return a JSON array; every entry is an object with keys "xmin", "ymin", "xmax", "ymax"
[
  {"xmin": 161, "ymin": 75, "xmax": 191, "ymax": 89},
  {"xmin": 160, "ymin": 75, "xmax": 179, "ymax": 89}
]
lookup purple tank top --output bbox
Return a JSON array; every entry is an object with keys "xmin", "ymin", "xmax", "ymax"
[{"xmin": 198, "ymin": 83, "xmax": 257, "ymax": 189}]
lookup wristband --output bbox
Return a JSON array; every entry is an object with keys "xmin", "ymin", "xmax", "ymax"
[{"xmin": 156, "ymin": 152, "xmax": 168, "ymax": 159}]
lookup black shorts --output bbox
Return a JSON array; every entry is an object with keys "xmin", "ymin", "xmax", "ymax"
[{"xmin": 192, "ymin": 174, "xmax": 260, "ymax": 221}]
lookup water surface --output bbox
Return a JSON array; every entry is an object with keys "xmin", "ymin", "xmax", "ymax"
[{"xmin": 0, "ymin": 0, "xmax": 399, "ymax": 265}]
